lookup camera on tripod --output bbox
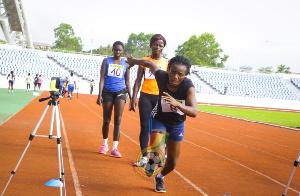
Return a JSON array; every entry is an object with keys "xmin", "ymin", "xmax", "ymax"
[{"xmin": 50, "ymin": 77, "xmax": 60, "ymax": 92}]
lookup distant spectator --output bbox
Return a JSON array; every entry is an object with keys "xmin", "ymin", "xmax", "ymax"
[
  {"xmin": 34, "ymin": 74, "xmax": 38, "ymax": 91},
  {"xmin": 67, "ymin": 72, "xmax": 76, "ymax": 100},
  {"xmin": 7, "ymin": 70, "xmax": 15, "ymax": 93},
  {"xmin": 37, "ymin": 75, "xmax": 43, "ymax": 90},
  {"xmin": 90, "ymin": 79, "xmax": 95, "ymax": 94},
  {"xmin": 25, "ymin": 73, "xmax": 32, "ymax": 92},
  {"xmin": 59, "ymin": 77, "xmax": 68, "ymax": 98}
]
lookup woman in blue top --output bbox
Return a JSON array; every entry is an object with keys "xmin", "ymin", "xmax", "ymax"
[{"xmin": 96, "ymin": 41, "xmax": 132, "ymax": 158}]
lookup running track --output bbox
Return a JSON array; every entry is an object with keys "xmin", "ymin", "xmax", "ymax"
[{"xmin": 0, "ymin": 92, "xmax": 300, "ymax": 196}]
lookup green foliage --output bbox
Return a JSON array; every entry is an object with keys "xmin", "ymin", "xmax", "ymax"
[
  {"xmin": 276, "ymin": 64, "xmax": 291, "ymax": 74},
  {"xmin": 91, "ymin": 44, "xmax": 113, "ymax": 56},
  {"xmin": 175, "ymin": 33, "xmax": 228, "ymax": 67},
  {"xmin": 239, "ymin": 65, "xmax": 253, "ymax": 72},
  {"xmin": 198, "ymin": 105, "xmax": 300, "ymax": 128},
  {"xmin": 258, "ymin": 66, "xmax": 273, "ymax": 74},
  {"xmin": 124, "ymin": 32, "xmax": 154, "ymax": 58},
  {"xmin": 53, "ymin": 23, "xmax": 83, "ymax": 52},
  {"xmin": 0, "ymin": 39, "xmax": 6, "ymax": 44}
]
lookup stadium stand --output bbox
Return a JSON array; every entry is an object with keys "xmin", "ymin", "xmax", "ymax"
[
  {"xmin": 193, "ymin": 67, "xmax": 300, "ymax": 101},
  {"xmin": 1, "ymin": 44, "xmax": 299, "ymax": 102},
  {"xmin": 47, "ymin": 52, "xmax": 139, "ymax": 89},
  {"xmin": 47, "ymin": 52, "xmax": 104, "ymax": 83},
  {"xmin": 291, "ymin": 78, "xmax": 300, "ymax": 89},
  {"xmin": 0, "ymin": 47, "xmax": 64, "ymax": 79}
]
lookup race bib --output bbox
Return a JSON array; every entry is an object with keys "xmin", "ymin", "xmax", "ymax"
[
  {"xmin": 145, "ymin": 65, "xmax": 162, "ymax": 79},
  {"xmin": 161, "ymin": 99, "xmax": 185, "ymax": 115},
  {"xmin": 107, "ymin": 64, "xmax": 124, "ymax": 78}
]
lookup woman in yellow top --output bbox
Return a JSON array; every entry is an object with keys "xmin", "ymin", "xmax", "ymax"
[{"xmin": 130, "ymin": 34, "xmax": 168, "ymax": 166}]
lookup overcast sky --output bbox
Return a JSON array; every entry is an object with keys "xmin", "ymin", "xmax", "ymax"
[{"xmin": 1, "ymin": 0, "xmax": 300, "ymax": 73}]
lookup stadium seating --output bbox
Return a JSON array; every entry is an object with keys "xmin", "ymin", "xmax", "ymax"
[
  {"xmin": 0, "ymin": 47, "xmax": 64, "ymax": 80},
  {"xmin": 194, "ymin": 68, "xmax": 300, "ymax": 101},
  {"xmin": 47, "ymin": 52, "xmax": 138, "ymax": 88},
  {"xmin": 1, "ymin": 45, "xmax": 299, "ymax": 101},
  {"xmin": 291, "ymin": 78, "xmax": 300, "ymax": 89}
]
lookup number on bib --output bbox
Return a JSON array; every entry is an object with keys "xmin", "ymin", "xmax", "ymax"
[
  {"xmin": 108, "ymin": 64, "xmax": 124, "ymax": 78},
  {"xmin": 161, "ymin": 99, "xmax": 185, "ymax": 115}
]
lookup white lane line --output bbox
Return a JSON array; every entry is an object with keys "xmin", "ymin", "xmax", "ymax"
[
  {"xmin": 59, "ymin": 108, "xmax": 83, "ymax": 196},
  {"xmin": 174, "ymin": 170, "xmax": 208, "ymax": 196},
  {"xmin": 76, "ymin": 99, "xmax": 208, "ymax": 195},
  {"xmin": 189, "ymin": 119, "xmax": 300, "ymax": 151},
  {"xmin": 185, "ymin": 140, "xmax": 299, "ymax": 194},
  {"xmin": 186, "ymin": 125, "xmax": 293, "ymax": 162}
]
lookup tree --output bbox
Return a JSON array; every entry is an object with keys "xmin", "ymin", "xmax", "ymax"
[
  {"xmin": 276, "ymin": 64, "xmax": 291, "ymax": 74},
  {"xmin": 258, "ymin": 66, "xmax": 273, "ymax": 74},
  {"xmin": 175, "ymin": 33, "xmax": 228, "ymax": 67},
  {"xmin": 91, "ymin": 44, "xmax": 113, "ymax": 56},
  {"xmin": 53, "ymin": 23, "xmax": 83, "ymax": 52},
  {"xmin": 239, "ymin": 65, "xmax": 253, "ymax": 72},
  {"xmin": 124, "ymin": 32, "xmax": 154, "ymax": 58}
]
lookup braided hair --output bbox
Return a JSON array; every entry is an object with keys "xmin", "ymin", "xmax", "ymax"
[{"xmin": 168, "ymin": 56, "xmax": 191, "ymax": 75}]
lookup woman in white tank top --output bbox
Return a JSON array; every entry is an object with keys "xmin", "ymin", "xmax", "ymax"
[{"xmin": 7, "ymin": 70, "xmax": 15, "ymax": 93}]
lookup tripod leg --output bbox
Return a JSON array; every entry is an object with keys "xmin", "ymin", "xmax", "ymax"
[
  {"xmin": 1, "ymin": 104, "xmax": 51, "ymax": 196},
  {"xmin": 48, "ymin": 103, "xmax": 56, "ymax": 139},
  {"xmin": 282, "ymin": 152, "xmax": 300, "ymax": 196},
  {"xmin": 55, "ymin": 104, "xmax": 66, "ymax": 196}
]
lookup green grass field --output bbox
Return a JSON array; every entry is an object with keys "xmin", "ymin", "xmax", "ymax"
[
  {"xmin": 0, "ymin": 88, "xmax": 299, "ymax": 129},
  {"xmin": 0, "ymin": 88, "xmax": 42, "ymax": 125},
  {"xmin": 198, "ymin": 105, "xmax": 300, "ymax": 129}
]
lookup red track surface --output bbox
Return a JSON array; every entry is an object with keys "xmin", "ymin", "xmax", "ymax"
[{"xmin": 1, "ymin": 92, "xmax": 300, "ymax": 196}]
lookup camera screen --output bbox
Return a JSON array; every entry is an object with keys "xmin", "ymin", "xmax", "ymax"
[{"xmin": 50, "ymin": 77, "xmax": 60, "ymax": 92}]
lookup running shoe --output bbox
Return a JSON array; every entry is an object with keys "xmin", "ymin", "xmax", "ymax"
[
  {"xmin": 154, "ymin": 176, "xmax": 166, "ymax": 193},
  {"xmin": 99, "ymin": 145, "xmax": 109, "ymax": 154},
  {"xmin": 110, "ymin": 149, "xmax": 122, "ymax": 158},
  {"xmin": 133, "ymin": 156, "xmax": 148, "ymax": 167}
]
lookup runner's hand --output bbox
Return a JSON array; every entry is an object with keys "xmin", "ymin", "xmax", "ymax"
[
  {"xmin": 96, "ymin": 96, "xmax": 102, "ymax": 106},
  {"xmin": 129, "ymin": 98, "xmax": 137, "ymax": 112},
  {"xmin": 162, "ymin": 92, "xmax": 179, "ymax": 107}
]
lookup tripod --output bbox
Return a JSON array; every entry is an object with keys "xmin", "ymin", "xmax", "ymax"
[
  {"xmin": 282, "ymin": 152, "xmax": 300, "ymax": 196},
  {"xmin": 1, "ymin": 91, "xmax": 66, "ymax": 196}
]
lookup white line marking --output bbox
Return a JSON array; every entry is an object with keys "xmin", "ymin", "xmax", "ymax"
[
  {"xmin": 76, "ymin": 98, "xmax": 208, "ymax": 195},
  {"xmin": 184, "ymin": 139, "xmax": 299, "ymax": 194},
  {"xmin": 59, "ymin": 108, "xmax": 83, "ymax": 196},
  {"xmin": 186, "ymin": 125, "xmax": 293, "ymax": 162},
  {"xmin": 174, "ymin": 170, "xmax": 208, "ymax": 196}
]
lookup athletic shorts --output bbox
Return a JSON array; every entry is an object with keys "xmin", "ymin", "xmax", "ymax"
[
  {"xmin": 151, "ymin": 117, "xmax": 185, "ymax": 142},
  {"xmin": 102, "ymin": 88, "xmax": 127, "ymax": 103},
  {"xmin": 9, "ymin": 80, "xmax": 14, "ymax": 84},
  {"xmin": 68, "ymin": 84, "xmax": 74, "ymax": 91}
]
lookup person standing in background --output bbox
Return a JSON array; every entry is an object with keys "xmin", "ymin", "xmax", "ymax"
[
  {"xmin": 33, "ymin": 74, "xmax": 38, "ymax": 91},
  {"xmin": 7, "ymin": 70, "xmax": 16, "ymax": 93},
  {"xmin": 90, "ymin": 79, "xmax": 95, "ymax": 94},
  {"xmin": 67, "ymin": 72, "xmax": 76, "ymax": 100},
  {"xmin": 25, "ymin": 73, "xmax": 32, "ymax": 92},
  {"xmin": 96, "ymin": 41, "xmax": 132, "ymax": 158},
  {"xmin": 129, "ymin": 34, "xmax": 168, "ymax": 166},
  {"xmin": 37, "ymin": 75, "xmax": 43, "ymax": 90},
  {"xmin": 59, "ymin": 77, "xmax": 68, "ymax": 98}
]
